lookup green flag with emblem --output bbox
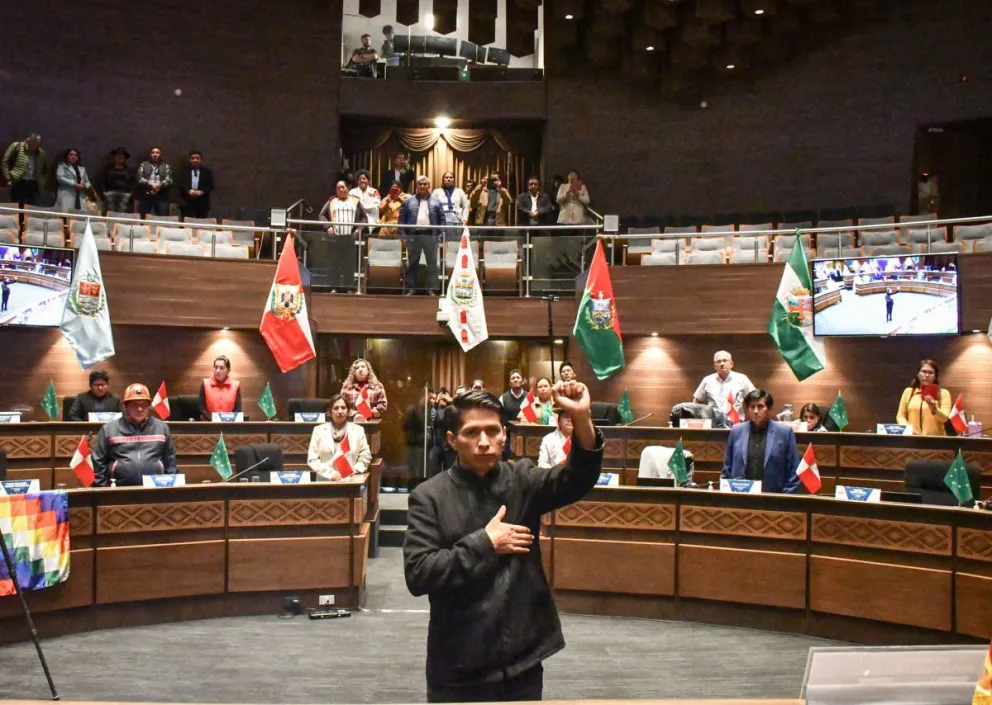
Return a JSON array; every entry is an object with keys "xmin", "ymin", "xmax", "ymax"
[
  {"xmin": 210, "ymin": 433, "xmax": 233, "ymax": 481},
  {"xmin": 827, "ymin": 391, "xmax": 848, "ymax": 431},
  {"xmin": 258, "ymin": 382, "xmax": 277, "ymax": 420},
  {"xmin": 943, "ymin": 450, "xmax": 973, "ymax": 505},
  {"xmin": 41, "ymin": 380, "xmax": 59, "ymax": 421},
  {"xmin": 668, "ymin": 438, "xmax": 689, "ymax": 487},
  {"xmin": 617, "ymin": 389, "xmax": 634, "ymax": 424}
]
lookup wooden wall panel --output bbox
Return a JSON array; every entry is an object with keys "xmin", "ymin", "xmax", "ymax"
[
  {"xmin": 554, "ymin": 538, "xmax": 675, "ymax": 595},
  {"xmin": 809, "ymin": 555, "xmax": 951, "ymax": 631},
  {"xmin": 227, "ymin": 536, "xmax": 352, "ymax": 592},
  {"xmin": 573, "ymin": 332, "xmax": 992, "ymax": 440},
  {"xmin": 955, "ymin": 573, "xmax": 992, "ymax": 638},
  {"xmin": 0, "ymin": 549, "xmax": 93, "ymax": 618},
  {"xmin": 95, "ymin": 541, "xmax": 226, "ymax": 604},
  {"xmin": 97, "ymin": 501, "xmax": 225, "ymax": 534},
  {"xmin": 0, "ymin": 326, "xmax": 314, "ymax": 421},
  {"xmin": 678, "ymin": 545, "xmax": 805, "ymax": 609}
]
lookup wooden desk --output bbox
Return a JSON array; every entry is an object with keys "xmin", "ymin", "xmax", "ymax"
[
  {"xmin": 0, "ymin": 482, "xmax": 370, "ymax": 645},
  {"xmin": 509, "ymin": 425, "xmax": 992, "ymax": 498},
  {"xmin": 541, "ymin": 486, "xmax": 992, "ymax": 644},
  {"xmin": 813, "ymin": 288, "xmax": 841, "ymax": 311}
]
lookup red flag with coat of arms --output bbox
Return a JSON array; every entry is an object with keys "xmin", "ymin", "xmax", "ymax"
[{"xmin": 260, "ymin": 231, "xmax": 316, "ymax": 373}]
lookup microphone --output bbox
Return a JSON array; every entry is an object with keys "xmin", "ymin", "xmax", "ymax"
[
  {"xmin": 223, "ymin": 456, "xmax": 271, "ymax": 483},
  {"xmin": 624, "ymin": 412, "xmax": 654, "ymax": 426}
]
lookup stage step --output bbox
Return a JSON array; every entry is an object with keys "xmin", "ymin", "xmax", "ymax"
[
  {"xmin": 380, "ymin": 524, "xmax": 407, "ymax": 547},
  {"xmin": 379, "ymin": 494, "xmax": 409, "ymax": 547}
]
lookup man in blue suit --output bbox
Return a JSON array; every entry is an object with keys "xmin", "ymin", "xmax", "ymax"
[
  {"xmin": 398, "ymin": 175, "xmax": 444, "ymax": 295},
  {"xmin": 721, "ymin": 389, "xmax": 800, "ymax": 493}
]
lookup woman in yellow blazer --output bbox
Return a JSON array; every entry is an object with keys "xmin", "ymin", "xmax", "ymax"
[{"xmin": 896, "ymin": 359, "xmax": 952, "ymax": 435}]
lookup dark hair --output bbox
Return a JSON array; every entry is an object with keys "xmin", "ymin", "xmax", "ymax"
[
  {"xmin": 472, "ymin": 378, "xmax": 485, "ymax": 388},
  {"xmin": 552, "ymin": 174, "xmax": 564, "ymax": 183},
  {"xmin": 743, "ymin": 389, "xmax": 773, "ymax": 409},
  {"xmin": 911, "ymin": 358, "xmax": 940, "ymax": 389},
  {"xmin": 528, "ymin": 175, "xmax": 541, "ymax": 183},
  {"xmin": 361, "ymin": 33, "xmax": 371, "ymax": 40},
  {"xmin": 149, "ymin": 146, "xmax": 162, "ymax": 153},
  {"xmin": 383, "ymin": 24, "xmax": 393, "ymax": 33},
  {"xmin": 509, "ymin": 368, "xmax": 522, "ymax": 377},
  {"xmin": 89, "ymin": 369, "xmax": 109, "ymax": 385},
  {"xmin": 390, "ymin": 179, "xmax": 402, "ymax": 188},
  {"xmin": 355, "ymin": 169, "xmax": 371, "ymax": 182},
  {"xmin": 327, "ymin": 393, "xmax": 352, "ymax": 412},
  {"xmin": 560, "ymin": 361, "xmax": 574, "ymax": 372},
  {"xmin": 568, "ymin": 169, "xmax": 581, "ymax": 178},
  {"xmin": 213, "ymin": 355, "xmax": 231, "ymax": 371},
  {"xmin": 800, "ymin": 403, "xmax": 822, "ymax": 428},
  {"xmin": 62, "ymin": 148, "xmax": 81, "ymax": 163},
  {"xmin": 188, "ymin": 150, "xmax": 202, "ymax": 158},
  {"xmin": 450, "ymin": 390, "xmax": 503, "ymax": 432},
  {"xmin": 437, "ymin": 387, "xmax": 450, "ymax": 396}
]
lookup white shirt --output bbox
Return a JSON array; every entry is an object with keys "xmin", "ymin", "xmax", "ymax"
[
  {"xmin": 431, "ymin": 187, "xmax": 469, "ymax": 223},
  {"xmin": 349, "ymin": 186, "xmax": 380, "ymax": 225},
  {"xmin": 538, "ymin": 429, "xmax": 571, "ymax": 469},
  {"xmin": 417, "ymin": 198, "xmax": 430, "ymax": 226},
  {"xmin": 693, "ymin": 370, "xmax": 755, "ymax": 416},
  {"xmin": 191, "ymin": 169, "xmax": 200, "ymax": 190},
  {"xmin": 327, "ymin": 198, "xmax": 358, "ymax": 236},
  {"xmin": 307, "ymin": 422, "xmax": 372, "ymax": 481},
  {"xmin": 530, "ymin": 194, "xmax": 539, "ymax": 213}
]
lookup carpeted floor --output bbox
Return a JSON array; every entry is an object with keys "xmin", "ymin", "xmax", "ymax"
[{"xmin": 0, "ymin": 548, "xmax": 837, "ymax": 703}]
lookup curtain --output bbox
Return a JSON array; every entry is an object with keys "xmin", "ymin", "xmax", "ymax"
[{"xmin": 432, "ymin": 344, "xmax": 466, "ymax": 393}]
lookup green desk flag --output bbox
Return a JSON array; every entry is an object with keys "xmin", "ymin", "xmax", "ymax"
[
  {"xmin": 617, "ymin": 389, "xmax": 634, "ymax": 424},
  {"xmin": 827, "ymin": 391, "xmax": 848, "ymax": 431},
  {"xmin": 258, "ymin": 382, "xmax": 277, "ymax": 420},
  {"xmin": 41, "ymin": 380, "xmax": 58, "ymax": 421},
  {"xmin": 210, "ymin": 433, "xmax": 233, "ymax": 481},
  {"xmin": 943, "ymin": 450, "xmax": 974, "ymax": 505},
  {"xmin": 668, "ymin": 438, "xmax": 689, "ymax": 486}
]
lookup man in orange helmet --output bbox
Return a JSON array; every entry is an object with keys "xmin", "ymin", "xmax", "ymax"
[{"xmin": 92, "ymin": 383, "xmax": 177, "ymax": 486}]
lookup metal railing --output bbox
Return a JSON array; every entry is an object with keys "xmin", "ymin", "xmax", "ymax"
[
  {"xmin": 286, "ymin": 216, "xmax": 601, "ymax": 297},
  {"xmin": 0, "ymin": 205, "xmax": 284, "ymax": 260}
]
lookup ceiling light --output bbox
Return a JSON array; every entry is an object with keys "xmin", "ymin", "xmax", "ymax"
[
  {"xmin": 754, "ymin": 8, "xmax": 765, "ymax": 14},
  {"xmin": 424, "ymin": 13, "xmax": 434, "ymax": 29},
  {"xmin": 646, "ymin": 45, "xmax": 655, "ymax": 51},
  {"xmin": 434, "ymin": 115, "xmax": 451, "ymax": 128},
  {"xmin": 726, "ymin": 63, "xmax": 736, "ymax": 69},
  {"xmin": 565, "ymin": 14, "xmax": 574, "ymax": 19},
  {"xmin": 554, "ymin": 338, "xmax": 564, "ymax": 344},
  {"xmin": 651, "ymin": 331, "xmax": 659, "ymax": 337},
  {"xmin": 222, "ymin": 327, "xmax": 230, "ymax": 331}
]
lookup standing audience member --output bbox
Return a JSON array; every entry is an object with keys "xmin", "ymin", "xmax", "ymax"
[
  {"xmin": 102, "ymin": 147, "xmax": 134, "ymax": 213},
  {"xmin": 721, "ymin": 390, "xmax": 800, "ymax": 493},
  {"xmin": 135, "ymin": 147, "xmax": 173, "ymax": 216},
  {"xmin": 403, "ymin": 382, "xmax": 602, "ymax": 703},
  {"xmin": 499, "ymin": 369, "xmax": 527, "ymax": 426},
  {"xmin": 398, "ymin": 176, "xmax": 443, "ymax": 295},
  {"xmin": 350, "ymin": 33, "xmax": 379, "ymax": 77},
  {"xmin": 403, "ymin": 391, "xmax": 428, "ymax": 480},
  {"xmin": 379, "ymin": 152, "xmax": 415, "ymax": 195},
  {"xmin": 517, "ymin": 376, "xmax": 557, "ymax": 426},
  {"xmin": 198, "ymin": 355, "xmax": 242, "ymax": 420},
  {"xmin": 469, "ymin": 173, "xmax": 513, "ymax": 227},
  {"xmin": 54, "ymin": 148, "xmax": 91, "ymax": 212},
  {"xmin": 556, "ymin": 170, "xmax": 591, "ymax": 226},
  {"xmin": 349, "ymin": 170, "xmax": 381, "ymax": 226},
  {"xmin": 320, "ymin": 181, "xmax": 367, "ymax": 236},
  {"xmin": 428, "ymin": 387, "xmax": 455, "ymax": 476},
  {"xmin": 896, "ymin": 358, "xmax": 952, "ymax": 436},
  {"xmin": 432, "ymin": 171, "xmax": 470, "ymax": 230},
  {"xmin": 378, "ymin": 181, "xmax": 407, "ymax": 237},
  {"xmin": 1, "ymin": 277, "xmax": 10, "ymax": 312},
  {"xmin": 538, "ymin": 410, "xmax": 574, "ymax": 469},
  {"xmin": 177, "ymin": 150, "xmax": 214, "ymax": 218},
  {"xmin": 693, "ymin": 350, "xmax": 756, "ymax": 419},
  {"xmin": 307, "ymin": 394, "xmax": 372, "ymax": 481},
  {"xmin": 340, "ymin": 359, "xmax": 388, "ymax": 421},
  {"xmin": 516, "ymin": 176, "xmax": 553, "ymax": 228},
  {"xmin": 2, "ymin": 133, "xmax": 47, "ymax": 206},
  {"xmin": 67, "ymin": 370, "xmax": 121, "ymax": 421},
  {"xmin": 381, "ymin": 25, "xmax": 395, "ymax": 60},
  {"xmin": 320, "ymin": 181, "xmax": 367, "ymax": 292}
]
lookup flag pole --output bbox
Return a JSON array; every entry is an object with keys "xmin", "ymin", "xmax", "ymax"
[
  {"xmin": 0, "ymin": 526, "xmax": 59, "ymax": 700},
  {"xmin": 544, "ymin": 295, "xmax": 560, "ymax": 382}
]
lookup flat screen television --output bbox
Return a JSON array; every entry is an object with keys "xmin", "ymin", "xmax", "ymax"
[
  {"xmin": 487, "ymin": 47, "xmax": 511, "ymax": 66},
  {"xmin": 459, "ymin": 40, "xmax": 482, "ymax": 63},
  {"xmin": 811, "ymin": 253, "xmax": 960, "ymax": 337},
  {"xmin": 394, "ymin": 34, "xmax": 427, "ymax": 55},
  {"xmin": 0, "ymin": 245, "xmax": 75, "ymax": 327},
  {"xmin": 426, "ymin": 36, "xmax": 457, "ymax": 57}
]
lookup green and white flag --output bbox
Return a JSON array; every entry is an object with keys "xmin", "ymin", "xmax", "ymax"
[
  {"xmin": 668, "ymin": 438, "xmax": 689, "ymax": 487},
  {"xmin": 41, "ymin": 380, "xmax": 59, "ymax": 421},
  {"xmin": 617, "ymin": 389, "xmax": 634, "ymax": 425},
  {"xmin": 768, "ymin": 240, "xmax": 825, "ymax": 381},
  {"xmin": 257, "ymin": 382, "xmax": 277, "ymax": 420},
  {"xmin": 209, "ymin": 433, "xmax": 233, "ymax": 481},
  {"xmin": 943, "ymin": 450, "xmax": 973, "ymax": 505},
  {"xmin": 827, "ymin": 391, "xmax": 848, "ymax": 431}
]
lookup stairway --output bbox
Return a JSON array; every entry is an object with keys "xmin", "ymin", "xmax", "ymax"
[{"xmin": 379, "ymin": 493, "xmax": 409, "ymax": 547}]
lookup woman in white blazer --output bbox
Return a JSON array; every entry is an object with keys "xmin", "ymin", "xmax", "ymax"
[
  {"xmin": 55, "ymin": 148, "xmax": 92, "ymax": 212},
  {"xmin": 307, "ymin": 394, "xmax": 372, "ymax": 481}
]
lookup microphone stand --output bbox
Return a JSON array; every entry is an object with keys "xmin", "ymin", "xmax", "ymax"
[
  {"xmin": 223, "ymin": 456, "xmax": 271, "ymax": 483},
  {"xmin": 542, "ymin": 295, "xmax": 560, "ymax": 381},
  {"xmin": 624, "ymin": 412, "xmax": 654, "ymax": 426},
  {"xmin": 0, "ymin": 527, "xmax": 59, "ymax": 700},
  {"xmin": 421, "ymin": 381, "xmax": 430, "ymax": 486}
]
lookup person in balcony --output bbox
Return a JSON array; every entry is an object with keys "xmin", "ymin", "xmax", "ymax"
[
  {"xmin": 54, "ymin": 148, "xmax": 92, "ymax": 212},
  {"xmin": 468, "ymin": 173, "xmax": 513, "ymax": 227},
  {"xmin": 349, "ymin": 170, "xmax": 381, "ymax": 228},
  {"xmin": 378, "ymin": 180, "xmax": 408, "ymax": 237},
  {"xmin": 431, "ymin": 171, "xmax": 470, "ymax": 231},
  {"xmin": 101, "ymin": 147, "xmax": 134, "ymax": 213},
  {"xmin": 349, "ymin": 33, "xmax": 379, "ymax": 78},
  {"xmin": 135, "ymin": 146, "xmax": 173, "ymax": 216}
]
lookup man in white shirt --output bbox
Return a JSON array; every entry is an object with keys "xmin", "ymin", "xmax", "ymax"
[
  {"xmin": 398, "ymin": 176, "xmax": 443, "ymax": 295},
  {"xmin": 538, "ymin": 411, "xmax": 573, "ymax": 469},
  {"xmin": 349, "ymin": 170, "xmax": 381, "ymax": 226},
  {"xmin": 516, "ymin": 176, "xmax": 553, "ymax": 228},
  {"xmin": 692, "ymin": 350, "xmax": 755, "ymax": 419},
  {"xmin": 431, "ymin": 171, "xmax": 469, "ymax": 229}
]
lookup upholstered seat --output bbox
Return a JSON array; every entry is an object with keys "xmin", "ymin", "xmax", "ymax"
[
  {"xmin": 685, "ymin": 250, "xmax": 724, "ymax": 265},
  {"xmin": 22, "ymin": 231, "xmax": 65, "ymax": 247},
  {"xmin": 623, "ymin": 227, "xmax": 660, "ymax": 265},
  {"xmin": 367, "ymin": 238, "xmax": 404, "ymax": 290},
  {"xmin": 157, "ymin": 226, "xmax": 193, "ymax": 243},
  {"xmin": 116, "ymin": 238, "xmax": 159, "ymax": 254},
  {"xmin": 213, "ymin": 244, "xmax": 250, "ymax": 259},
  {"xmin": 642, "ymin": 252, "xmax": 678, "ymax": 266},
  {"xmin": 861, "ymin": 230, "xmax": 898, "ymax": 248},
  {"xmin": 112, "ymin": 224, "xmax": 152, "ymax": 242},
  {"xmin": 483, "ymin": 240, "xmax": 519, "ymax": 292},
  {"xmin": 164, "ymin": 241, "xmax": 207, "ymax": 257}
]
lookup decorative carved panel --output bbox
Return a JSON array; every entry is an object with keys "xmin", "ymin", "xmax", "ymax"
[
  {"xmin": 69, "ymin": 507, "xmax": 93, "ymax": 536},
  {"xmin": 680, "ymin": 505, "xmax": 806, "ymax": 540},
  {"xmin": 680, "ymin": 440, "xmax": 726, "ymax": 463},
  {"xmin": 840, "ymin": 446, "xmax": 992, "ymax": 474},
  {"xmin": 812, "ymin": 514, "xmax": 951, "ymax": 555},
  {"xmin": 271, "ymin": 433, "xmax": 312, "ymax": 455},
  {"xmin": 0, "ymin": 435, "xmax": 52, "ymax": 459},
  {"xmin": 524, "ymin": 436, "xmax": 542, "ymax": 458},
  {"xmin": 958, "ymin": 528, "xmax": 992, "ymax": 563},
  {"xmin": 229, "ymin": 498, "xmax": 351, "ymax": 527},
  {"xmin": 173, "ymin": 434, "xmax": 266, "ymax": 455},
  {"xmin": 809, "ymin": 444, "xmax": 837, "ymax": 466},
  {"xmin": 554, "ymin": 501, "xmax": 675, "ymax": 530},
  {"xmin": 56, "ymin": 434, "xmax": 92, "ymax": 458},
  {"xmin": 604, "ymin": 438, "xmax": 624, "ymax": 459},
  {"xmin": 511, "ymin": 434, "xmax": 524, "ymax": 457},
  {"xmin": 96, "ymin": 501, "xmax": 225, "ymax": 534}
]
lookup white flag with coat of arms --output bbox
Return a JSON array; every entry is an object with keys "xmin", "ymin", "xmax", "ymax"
[
  {"xmin": 443, "ymin": 229, "xmax": 488, "ymax": 352},
  {"xmin": 61, "ymin": 221, "xmax": 115, "ymax": 368}
]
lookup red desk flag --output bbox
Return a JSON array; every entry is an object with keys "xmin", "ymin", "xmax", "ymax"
[
  {"xmin": 332, "ymin": 434, "xmax": 354, "ymax": 478},
  {"xmin": 519, "ymin": 389, "xmax": 539, "ymax": 423},
  {"xmin": 152, "ymin": 381, "xmax": 170, "ymax": 420},
  {"xmin": 727, "ymin": 391, "xmax": 741, "ymax": 424},
  {"xmin": 949, "ymin": 393, "xmax": 968, "ymax": 435},
  {"xmin": 355, "ymin": 386, "xmax": 374, "ymax": 421},
  {"xmin": 70, "ymin": 435, "xmax": 95, "ymax": 487},
  {"xmin": 796, "ymin": 443, "xmax": 822, "ymax": 494}
]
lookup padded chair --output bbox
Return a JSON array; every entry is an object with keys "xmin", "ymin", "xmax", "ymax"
[
  {"xmin": 116, "ymin": 238, "xmax": 159, "ymax": 254},
  {"xmin": 112, "ymin": 224, "xmax": 152, "ymax": 242},
  {"xmin": 857, "ymin": 215, "xmax": 895, "ymax": 227},
  {"xmin": 686, "ymin": 250, "xmax": 724, "ymax": 265},
  {"xmin": 0, "ymin": 228, "xmax": 16, "ymax": 244},
  {"xmin": 221, "ymin": 219, "xmax": 257, "ymax": 248},
  {"xmin": 868, "ymin": 244, "xmax": 910, "ymax": 257},
  {"xmin": 815, "ymin": 219, "xmax": 856, "ymax": 249},
  {"xmin": 213, "ymin": 244, "xmax": 250, "ymax": 259},
  {"xmin": 590, "ymin": 402, "xmax": 623, "ymax": 426},
  {"xmin": 22, "ymin": 231, "xmax": 65, "ymax": 247},
  {"xmin": 234, "ymin": 443, "xmax": 285, "ymax": 481},
  {"xmin": 778, "ymin": 220, "xmax": 813, "ymax": 234},
  {"xmin": 700, "ymin": 223, "xmax": 736, "ymax": 249},
  {"xmin": 642, "ymin": 252, "xmax": 678, "ymax": 266},
  {"xmin": 861, "ymin": 230, "xmax": 898, "ymax": 249},
  {"xmin": 642, "ymin": 237, "xmax": 682, "ymax": 266},
  {"xmin": 773, "ymin": 232, "xmax": 812, "ymax": 254},
  {"xmin": 145, "ymin": 214, "xmax": 180, "ymax": 235},
  {"xmin": 164, "ymin": 241, "xmax": 206, "ymax": 257},
  {"xmin": 286, "ymin": 398, "xmax": 330, "ymax": 419},
  {"xmin": 902, "ymin": 226, "xmax": 948, "ymax": 248},
  {"xmin": 68, "ymin": 219, "xmax": 109, "ymax": 240},
  {"xmin": 61, "ymin": 395, "xmax": 77, "ymax": 421},
  {"xmin": 106, "ymin": 210, "xmax": 136, "ymax": 220},
  {"xmin": 184, "ymin": 217, "xmax": 217, "ymax": 227},
  {"xmin": 974, "ymin": 239, "xmax": 992, "ymax": 253},
  {"xmin": 74, "ymin": 234, "xmax": 112, "ymax": 250},
  {"xmin": 896, "ymin": 213, "xmax": 938, "ymax": 242},
  {"xmin": 638, "ymin": 446, "xmax": 695, "ymax": 482},
  {"xmin": 157, "ymin": 226, "xmax": 192, "ymax": 244},
  {"xmin": 952, "ymin": 223, "xmax": 992, "ymax": 250},
  {"xmin": 817, "ymin": 245, "xmax": 840, "ymax": 259},
  {"xmin": 914, "ymin": 241, "xmax": 962, "ymax": 254},
  {"xmin": 0, "ymin": 214, "xmax": 21, "ymax": 232},
  {"xmin": 482, "ymin": 240, "xmax": 519, "ymax": 292},
  {"xmin": 738, "ymin": 222, "xmax": 773, "ymax": 234},
  {"xmin": 904, "ymin": 459, "xmax": 981, "ymax": 507},
  {"xmin": 732, "ymin": 234, "xmax": 770, "ymax": 255},
  {"xmin": 728, "ymin": 247, "xmax": 769, "ymax": 264},
  {"xmin": 170, "ymin": 394, "xmax": 201, "ymax": 421},
  {"xmin": 197, "ymin": 230, "xmax": 234, "ymax": 247},
  {"xmin": 367, "ymin": 237, "xmax": 404, "ymax": 290},
  {"xmin": 444, "ymin": 238, "xmax": 480, "ymax": 274},
  {"xmin": 623, "ymin": 226, "xmax": 660, "ymax": 265},
  {"xmin": 665, "ymin": 225, "xmax": 698, "ymax": 249}
]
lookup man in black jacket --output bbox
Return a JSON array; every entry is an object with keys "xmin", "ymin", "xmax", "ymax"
[
  {"xmin": 404, "ymin": 382, "xmax": 602, "ymax": 702},
  {"xmin": 66, "ymin": 369, "xmax": 121, "ymax": 422},
  {"xmin": 177, "ymin": 150, "xmax": 214, "ymax": 218}
]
